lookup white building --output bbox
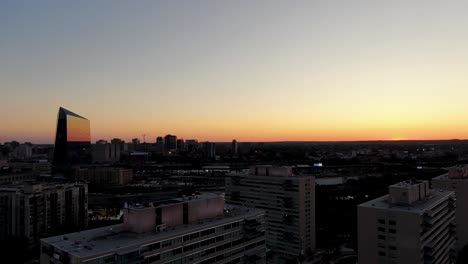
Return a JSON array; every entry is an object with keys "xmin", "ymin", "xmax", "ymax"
[
  {"xmin": 433, "ymin": 166, "xmax": 468, "ymax": 249},
  {"xmin": 225, "ymin": 166, "xmax": 315, "ymax": 262},
  {"xmin": 358, "ymin": 180, "xmax": 457, "ymax": 264},
  {"xmin": 41, "ymin": 193, "xmax": 266, "ymax": 264}
]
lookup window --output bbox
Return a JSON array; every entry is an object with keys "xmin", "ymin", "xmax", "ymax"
[
  {"xmin": 378, "ymin": 219, "xmax": 385, "ymax": 224},
  {"xmin": 378, "ymin": 251, "xmax": 386, "ymax": 256},
  {"xmin": 389, "ymin": 229, "xmax": 396, "ymax": 234},
  {"xmin": 389, "ymin": 220, "xmax": 396, "ymax": 226},
  {"xmin": 378, "ymin": 227, "xmax": 385, "ymax": 232},
  {"xmin": 378, "ymin": 235, "xmax": 386, "ymax": 240}
]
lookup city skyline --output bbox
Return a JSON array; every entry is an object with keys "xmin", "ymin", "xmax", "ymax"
[{"xmin": 3, "ymin": 1, "xmax": 468, "ymax": 143}]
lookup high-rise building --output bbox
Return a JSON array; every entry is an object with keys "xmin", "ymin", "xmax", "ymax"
[
  {"xmin": 91, "ymin": 139, "xmax": 122, "ymax": 163},
  {"xmin": 225, "ymin": 166, "xmax": 315, "ymax": 262},
  {"xmin": 41, "ymin": 193, "xmax": 266, "ymax": 264},
  {"xmin": 177, "ymin": 139, "xmax": 185, "ymax": 151},
  {"xmin": 203, "ymin": 142, "xmax": 216, "ymax": 159},
  {"xmin": 110, "ymin": 138, "xmax": 123, "ymax": 162},
  {"xmin": 358, "ymin": 180, "xmax": 457, "ymax": 264},
  {"xmin": 433, "ymin": 166, "xmax": 468, "ymax": 249},
  {"xmin": 185, "ymin": 139, "xmax": 199, "ymax": 151},
  {"xmin": 155, "ymin": 136, "xmax": 164, "ymax": 153},
  {"xmin": 0, "ymin": 182, "xmax": 88, "ymax": 250},
  {"xmin": 164, "ymin": 134, "xmax": 177, "ymax": 152},
  {"xmin": 91, "ymin": 140, "xmax": 110, "ymax": 163},
  {"xmin": 52, "ymin": 107, "xmax": 91, "ymax": 176},
  {"xmin": 232, "ymin": 139, "xmax": 238, "ymax": 156}
]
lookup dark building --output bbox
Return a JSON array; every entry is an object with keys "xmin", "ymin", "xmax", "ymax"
[
  {"xmin": 164, "ymin": 134, "xmax": 177, "ymax": 152},
  {"xmin": 155, "ymin": 136, "xmax": 164, "ymax": 153},
  {"xmin": 203, "ymin": 141, "xmax": 216, "ymax": 159},
  {"xmin": 0, "ymin": 182, "xmax": 88, "ymax": 251},
  {"xmin": 232, "ymin": 139, "xmax": 238, "ymax": 155},
  {"xmin": 176, "ymin": 138, "xmax": 185, "ymax": 151},
  {"xmin": 52, "ymin": 107, "xmax": 91, "ymax": 177}
]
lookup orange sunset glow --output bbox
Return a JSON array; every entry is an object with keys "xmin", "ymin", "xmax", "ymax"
[{"xmin": 2, "ymin": 1, "xmax": 468, "ymax": 143}]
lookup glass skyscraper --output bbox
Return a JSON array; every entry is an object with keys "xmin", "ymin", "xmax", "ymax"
[{"xmin": 52, "ymin": 107, "xmax": 91, "ymax": 177}]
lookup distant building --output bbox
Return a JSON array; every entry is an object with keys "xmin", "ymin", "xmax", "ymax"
[
  {"xmin": 433, "ymin": 166, "xmax": 468, "ymax": 249},
  {"xmin": 185, "ymin": 139, "xmax": 199, "ymax": 151},
  {"xmin": 156, "ymin": 136, "xmax": 164, "ymax": 153},
  {"xmin": 91, "ymin": 139, "xmax": 122, "ymax": 163},
  {"xmin": 0, "ymin": 182, "xmax": 88, "ymax": 250},
  {"xmin": 41, "ymin": 193, "xmax": 266, "ymax": 264},
  {"xmin": 110, "ymin": 138, "xmax": 123, "ymax": 162},
  {"xmin": 177, "ymin": 139, "xmax": 185, "ymax": 152},
  {"xmin": 91, "ymin": 141, "xmax": 110, "ymax": 163},
  {"xmin": 358, "ymin": 180, "xmax": 456, "ymax": 264},
  {"xmin": 12, "ymin": 143, "xmax": 33, "ymax": 160},
  {"xmin": 74, "ymin": 167, "xmax": 133, "ymax": 187},
  {"xmin": 226, "ymin": 166, "xmax": 315, "ymax": 262},
  {"xmin": 203, "ymin": 142, "xmax": 216, "ymax": 159},
  {"xmin": 52, "ymin": 107, "xmax": 91, "ymax": 177},
  {"xmin": 164, "ymin": 134, "xmax": 177, "ymax": 152},
  {"xmin": 232, "ymin": 139, "xmax": 238, "ymax": 156}
]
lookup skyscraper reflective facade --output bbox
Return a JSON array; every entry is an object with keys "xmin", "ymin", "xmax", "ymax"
[{"xmin": 52, "ymin": 107, "xmax": 91, "ymax": 176}]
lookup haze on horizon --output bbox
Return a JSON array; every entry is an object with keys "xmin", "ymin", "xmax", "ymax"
[{"xmin": 2, "ymin": 1, "xmax": 468, "ymax": 144}]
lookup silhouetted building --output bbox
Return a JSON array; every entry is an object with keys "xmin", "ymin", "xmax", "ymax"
[
  {"xmin": 232, "ymin": 139, "xmax": 238, "ymax": 156},
  {"xmin": 0, "ymin": 182, "xmax": 88, "ymax": 250},
  {"xmin": 41, "ymin": 194, "xmax": 266, "ymax": 264},
  {"xmin": 433, "ymin": 166, "xmax": 468, "ymax": 249},
  {"xmin": 176, "ymin": 139, "xmax": 185, "ymax": 152},
  {"xmin": 91, "ymin": 140, "xmax": 110, "ymax": 163},
  {"xmin": 164, "ymin": 134, "xmax": 177, "ymax": 153},
  {"xmin": 226, "ymin": 166, "xmax": 315, "ymax": 262},
  {"xmin": 358, "ymin": 180, "xmax": 456, "ymax": 264},
  {"xmin": 185, "ymin": 139, "xmax": 199, "ymax": 151},
  {"xmin": 110, "ymin": 138, "xmax": 123, "ymax": 162},
  {"xmin": 155, "ymin": 136, "xmax": 164, "ymax": 153},
  {"xmin": 52, "ymin": 107, "xmax": 91, "ymax": 177},
  {"xmin": 203, "ymin": 142, "xmax": 216, "ymax": 159}
]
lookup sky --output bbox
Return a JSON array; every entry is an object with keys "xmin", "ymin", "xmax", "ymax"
[{"xmin": 2, "ymin": 1, "xmax": 468, "ymax": 143}]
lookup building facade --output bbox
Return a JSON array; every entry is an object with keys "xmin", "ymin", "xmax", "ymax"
[
  {"xmin": 358, "ymin": 180, "xmax": 457, "ymax": 264},
  {"xmin": 432, "ymin": 166, "xmax": 468, "ymax": 249},
  {"xmin": 74, "ymin": 167, "xmax": 133, "ymax": 188},
  {"xmin": 0, "ymin": 182, "xmax": 88, "ymax": 250},
  {"xmin": 225, "ymin": 166, "xmax": 315, "ymax": 262},
  {"xmin": 41, "ymin": 194, "xmax": 265, "ymax": 264}
]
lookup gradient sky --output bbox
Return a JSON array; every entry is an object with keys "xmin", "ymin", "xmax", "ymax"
[{"xmin": 2, "ymin": 1, "xmax": 468, "ymax": 143}]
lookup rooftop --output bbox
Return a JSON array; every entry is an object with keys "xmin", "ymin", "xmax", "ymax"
[
  {"xmin": 358, "ymin": 189, "xmax": 454, "ymax": 214},
  {"xmin": 41, "ymin": 205, "xmax": 262, "ymax": 259},
  {"xmin": 0, "ymin": 182, "xmax": 86, "ymax": 194},
  {"xmin": 434, "ymin": 166, "xmax": 468, "ymax": 181},
  {"xmin": 126, "ymin": 192, "xmax": 219, "ymax": 210}
]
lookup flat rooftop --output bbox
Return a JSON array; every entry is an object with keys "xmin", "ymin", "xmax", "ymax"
[
  {"xmin": 433, "ymin": 173, "xmax": 468, "ymax": 181},
  {"xmin": 127, "ymin": 192, "xmax": 219, "ymax": 210},
  {"xmin": 358, "ymin": 189, "xmax": 454, "ymax": 214},
  {"xmin": 41, "ymin": 205, "xmax": 262, "ymax": 259}
]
